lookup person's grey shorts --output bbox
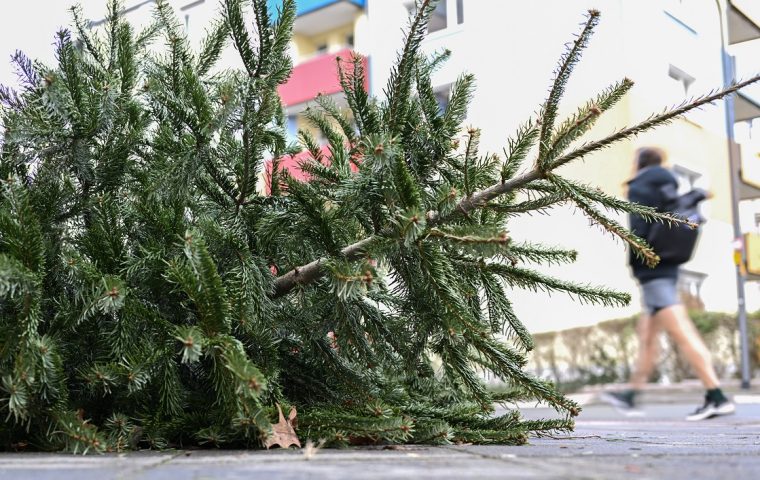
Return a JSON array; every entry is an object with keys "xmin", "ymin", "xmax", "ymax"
[{"xmin": 640, "ymin": 277, "xmax": 679, "ymax": 314}]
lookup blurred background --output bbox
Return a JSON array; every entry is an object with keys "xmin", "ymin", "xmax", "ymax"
[{"xmin": 2, "ymin": 0, "xmax": 760, "ymax": 392}]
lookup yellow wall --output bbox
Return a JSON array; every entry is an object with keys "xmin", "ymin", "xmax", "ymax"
[
  {"xmin": 291, "ymin": 111, "xmax": 354, "ymax": 146},
  {"xmin": 556, "ymin": 95, "xmax": 636, "ymax": 199},
  {"xmin": 288, "ymin": 16, "xmax": 362, "ymax": 145},
  {"xmin": 556, "ymin": 93, "xmax": 734, "ymax": 225},
  {"xmin": 293, "ymin": 23, "xmax": 357, "ymax": 62},
  {"xmin": 294, "ymin": 115, "xmax": 321, "ymax": 143}
]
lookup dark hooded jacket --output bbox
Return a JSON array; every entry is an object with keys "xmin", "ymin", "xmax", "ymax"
[{"xmin": 627, "ymin": 166, "xmax": 706, "ymax": 283}]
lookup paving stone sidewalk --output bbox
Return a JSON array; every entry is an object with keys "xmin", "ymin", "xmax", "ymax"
[{"xmin": 1, "ymin": 398, "xmax": 758, "ymax": 479}]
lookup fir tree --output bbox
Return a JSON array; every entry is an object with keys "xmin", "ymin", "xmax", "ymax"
[{"xmin": 0, "ymin": 0, "xmax": 757, "ymax": 452}]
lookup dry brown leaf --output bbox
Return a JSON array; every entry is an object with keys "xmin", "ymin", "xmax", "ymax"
[{"xmin": 264, "ymin": 404, "xmax": 301, "ymax": 450}]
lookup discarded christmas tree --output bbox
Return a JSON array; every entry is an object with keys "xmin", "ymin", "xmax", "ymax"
[{"xmin": 0, "ymin": 0, "xmax": 757, "ymax": 452}]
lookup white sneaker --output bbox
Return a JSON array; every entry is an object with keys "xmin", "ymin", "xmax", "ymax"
[
  {"xmin": 685, "ymin": 399, "xmax": 736, "ymax": 421},
  {"xmin": 598, "ymin": 391, "xmax": 645, "ymax": 417}
]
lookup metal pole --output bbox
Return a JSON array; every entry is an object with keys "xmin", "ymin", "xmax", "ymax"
[{"xmin": 716, "ymin": 0, "xmax": 752, "ymax": 389}]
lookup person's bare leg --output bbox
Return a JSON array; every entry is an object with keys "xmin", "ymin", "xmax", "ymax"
[
  {"xmin": 599, "ymin": 313, "xmax": 659, "ymax": 412},
  {"xmin": 629, "ymin": 313, "xmax": 661, "ymax": 390},
  {"xmin": 654, "ymin": 304, "xmax": 719, "ymax": 389}
]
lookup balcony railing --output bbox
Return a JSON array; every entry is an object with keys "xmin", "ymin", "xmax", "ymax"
[
  {"xmin": 264, "ymin": 145, "xmax": 359, "ymax": 194},
  {"xmin": 277, "ymin": 48, "xmax": 368, "ymax": 107}
]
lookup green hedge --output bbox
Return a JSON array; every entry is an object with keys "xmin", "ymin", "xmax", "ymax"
[{"xmin": 527, "ymin": 311, "xmax": 760, "ymax": 392}]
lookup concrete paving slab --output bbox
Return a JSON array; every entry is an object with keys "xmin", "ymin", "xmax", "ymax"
[{"xmin": 0, "ymin": 402, "xmax": 758, "ymax": 479}]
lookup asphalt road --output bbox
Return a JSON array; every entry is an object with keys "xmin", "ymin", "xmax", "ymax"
[{"xmin": 0, "ymin": 401, "xmax": 758, "ymax": 480}]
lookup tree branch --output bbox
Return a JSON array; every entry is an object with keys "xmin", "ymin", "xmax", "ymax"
[
  {"xmin": 269, "ymin": 74, "xmax": 760, "ymax": 299},
  {"xmin": 270, "ymin": 237, "xmax": 377, "ymax": 298},
  {"xmin": 551, "ymin": 75, "xmax": 760, "ymax": 169}
]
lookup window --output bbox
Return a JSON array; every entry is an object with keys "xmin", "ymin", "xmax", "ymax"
[
  {"xmin": 405, "ymin": 0, "xmax": 464, "ymax": 34},
  {"xmin": 346, "ymin": 34, "xmax": 354, "ymax": 48},
  {"xmin": 672, "ymin": 164, "xmax": 701, "ymax": 196},
  {"xmin": 434, "ymin": 85, "xmax": 450, "ymax": 115},
  {"xmin": 427, "ymin": 2, "xmax": 447, "ymax": 33},
  {"xmin": 667, "ymin": 63, "xmax": 706, "ymax": 126},
  {"xmin": 660, "ymin": 0, "xmax": 709, "ymax": 127},
  {"xmin": 286, "ymin": 115, "xmax": 298, "ymax": 143},
  {"xmin": 315, "ymin": 43, "xmax": 328, "ymax": 55},
  {"xmin": 663, "ymin": 0, "xmax": 698, "ymax": 35},
  {"xmin": 750, "ymin": 118, "xmax": 760, "ymax": 141},
  {"xmin": 672, "ymin": 163, "xmax": 712, "ymax": 223},
  {"xmin": 677, "ymin": 270, "xmax": 706, "ymax": 311},
  {"xmin": 734, "ymin": 119, "xmax": 753, "ymax": 143},
  {"xmin": 668, "ymin": 64, "xmax": 696, "ymax": 97},
  {"xmin": 181, "ymin": 1, "xmax": 205, "ymax": 33}
]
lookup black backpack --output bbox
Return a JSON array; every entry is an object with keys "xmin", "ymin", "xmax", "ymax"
[{"xmin": 646, "ymin": 185, "xmax": 706, "ymax": 265}]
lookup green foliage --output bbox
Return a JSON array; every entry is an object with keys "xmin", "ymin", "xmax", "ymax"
[
  {"xmin": 529, "ymin": 310, "xmax": 760, "ymax": 392},
  {"xmin": 0, "ymin": 0, "xmax": 757, "ymax": 452}
]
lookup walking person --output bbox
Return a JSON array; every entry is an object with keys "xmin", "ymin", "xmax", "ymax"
[{"xmin": 600, "ymin": 147, "xmax": 736, "ymax": 421}]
